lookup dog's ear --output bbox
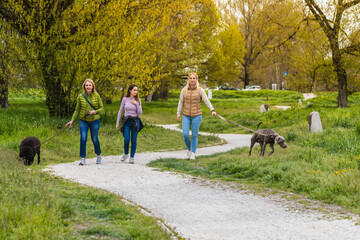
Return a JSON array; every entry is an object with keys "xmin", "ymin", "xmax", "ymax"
[{"xmin": 275, "ymin": 136, "xmax": 286, "ymax": 143}]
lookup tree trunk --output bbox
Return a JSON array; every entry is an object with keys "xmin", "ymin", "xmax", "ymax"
[
  {"xmin": 146, "ymin": 91, "xmax": 154, "ymax": 103},
  {"xmin": 158, "ymin": 80, "xmax": 169, "ymax": 100},
  {"xmin": 152, "ymin": 79, "xmax": 169, "ymax": 101},
  {"xmin": 335, "ymin": 63, "xmax": 348, "ymax": 108},
  {"xmin": 332, "ymin": 48, "xmax": 348, "ymax": 108},
  {"xmin": 239, "ymin": 62, "xmax": 250, "ymax": 88},
  {"xmin": 0, "ymin": 75, "xmax": 9, "ymax": 108},
  {"xmin": 44, "ymin": 75, "xmax": 70, "ymax": 117},
  {"xmin": 243, "ymin": 69, "xmax": 250, "ymax": 88},
  {"xmin": 40, "ymin": 51, "xmax": 71, "ymax": 117}
]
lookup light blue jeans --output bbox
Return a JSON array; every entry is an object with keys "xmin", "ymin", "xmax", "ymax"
[
  {"xmin": 182, "ymin": 115, "xmax": 202, "ymax": 153},
  {"xmin": 79, "ymin": 119, "xmax": 101, "ymax": 158}
]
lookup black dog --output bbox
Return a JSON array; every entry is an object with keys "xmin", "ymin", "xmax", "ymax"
[
  {"xmin": 19, "ymin": 137, "xmax": 41, "ymax": 166},
  {"xmin": 249, "ymin": 122, "xmax": 287, "ymax": 156}
]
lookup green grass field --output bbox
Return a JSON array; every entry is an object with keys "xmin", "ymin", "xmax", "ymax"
[
  {"xmin": 2, "ymin": 88, "xmax": 360, "ymax": 238},
  {"xmin": 150, "ymin": 90, "xmax": 360, "ymax": 215},
  {"xmin": 0, "ymin": 151, "xmax": 175, "ymax": 239}
]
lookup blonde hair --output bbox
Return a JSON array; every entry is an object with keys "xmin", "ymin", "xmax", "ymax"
[
  {"xmin": 183, "ymin": 72, "xmax": 199, "ymax": 95},
  {"xmin": 82, "ymin": 78, "xmax": 97, "ymax": 93}
]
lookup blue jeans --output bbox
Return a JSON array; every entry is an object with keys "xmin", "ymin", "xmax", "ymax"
[
  {"xmin": 123, "ymin": 118, "xmax": 140, "ymax": 158},
  {"xmin": 182, "ymin": 115, "xmax": 202, "ymax": 153},
  {"xmin": 79, "ymin": 119, "xmax": 101, "ymax": 158}
]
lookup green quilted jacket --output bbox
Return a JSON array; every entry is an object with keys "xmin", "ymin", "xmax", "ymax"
[{"xmin": 71, "ymin": 92, "xmax": 104, "ymax": 122}]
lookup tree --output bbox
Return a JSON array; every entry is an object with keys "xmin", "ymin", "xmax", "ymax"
[
  {"xmin": 67, "ymin": 0, "xmax": 166, "ymax": 102},
  {"xmin": 148, "ymin": 0, "xmax": 220, "ymax": 101},
  {"xmin": 204, "ymin": 22, "xmax": 245, "ymax": 87},
  {"xmin": 0, "ymin": 19, "xmax": 34, "ymax": 108},
  {"xmin": 1, "ymin": 0, "xmax": 222, "ymax": 110},
  {"xmin": 284, "ymin": 18, "xmax": 336, "ymax": 92},
  {"xmin": 304, "ymin": 0, "xmax": 360, "ymax": 107},
  {"xmin": 346, "ymin": 24, "xmax": 360, "ymax": 92},
  {"xmin": 0, "ymin": 0, "xmax": 80, "ymax": 116},
  {"xmin": 222, "ymin": 0, "xmax": 302, "ymax": 88},
  {"xmin": 62, "ymin": 0, "xmax": 220, "ymax": 104},
  {"xmin": 0, "ymin": 0, "xmax": 166, "ymax": 114},
  {"xmin": 0, "ymin": 22, "xmax": 10, "ymax": 108}
]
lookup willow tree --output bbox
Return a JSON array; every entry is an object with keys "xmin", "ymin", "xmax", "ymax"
[{"xmin": 304, "ymin": 0, "xmax": 360, "ymax": 107}]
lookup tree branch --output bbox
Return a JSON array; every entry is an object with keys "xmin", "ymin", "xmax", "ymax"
[
  {"xmin": 342, "ymin": 43, "xmax": 360, "ymax": 54},
  {"xmin": 334, "ymin": 0, "xmax": 345, "ymax": 34},
  {"xmin": 268, "ymin": 19, "xmax": 306, "ymax": 50},
  {"xmin": 304, "ymin": 0, "xmax": 333, "ymax": 38},
  {"xmin": 343, "ymin": 0, "xmax": 360, "ymax": 9}
]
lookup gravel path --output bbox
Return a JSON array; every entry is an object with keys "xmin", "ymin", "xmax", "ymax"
[{"xmin": 46, "ymin": 124, "xmax": 360, "ymax": 240}]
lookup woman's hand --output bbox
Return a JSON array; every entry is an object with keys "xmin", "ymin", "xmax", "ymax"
[
  {"xmin": 66, "ymin": 120, "xmax": 73, "ymax": 128},
  {"xmin": 177, "ymin": 115, "xmax": 181, "ymax": 121},
  {"xmin": 116, "ymin": 124, "xmax": 120, "ymax": 130},
  {"xmin": 211, "ymin": 111, "xmax": 217, "ymax": 116},
  {"xmin": 88, "ymin": 110, "xmax": 96, "ymax": 115}
]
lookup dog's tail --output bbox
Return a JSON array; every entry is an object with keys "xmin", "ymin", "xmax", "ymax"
[{"xmin": 256, "ymin": 122, "xmax": 263, "ymax": 130}]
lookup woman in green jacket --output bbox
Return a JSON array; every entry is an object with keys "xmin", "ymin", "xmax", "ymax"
[{"xmin": 66, "ymin": 78, "xmax": 104, "ymax": 165}]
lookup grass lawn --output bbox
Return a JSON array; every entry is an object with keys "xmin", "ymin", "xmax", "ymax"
[{"xmin": 149, "ymin": 90, "xmax": 360, "ymax": 215}]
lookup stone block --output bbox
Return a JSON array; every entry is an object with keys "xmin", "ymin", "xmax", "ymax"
[
  {"xmin": 308, "ymin": 112, "xmax": 323, "ymax": 133},
  {"xmin": 260, "ymin": 104, "xmax": 270, "ymax": 113}
]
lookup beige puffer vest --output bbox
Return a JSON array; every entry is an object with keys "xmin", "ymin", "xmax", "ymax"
[{"xmin": 182, "ymin": 87, "xmax": 202, "ymax": 117}]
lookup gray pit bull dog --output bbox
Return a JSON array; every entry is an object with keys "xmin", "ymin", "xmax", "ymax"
[{"xmin": 249, "ymin": 122, "xmax": 287, "ymax": 156}]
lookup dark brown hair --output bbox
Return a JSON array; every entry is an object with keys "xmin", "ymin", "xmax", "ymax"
[{"xmin": 125, "ymin": 84, "xmax": 140, "ymax": 104}]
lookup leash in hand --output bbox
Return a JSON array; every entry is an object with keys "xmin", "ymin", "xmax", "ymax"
[{"xmin": 32, "ymin": 110, "xmax": 91, "ymax": 149}]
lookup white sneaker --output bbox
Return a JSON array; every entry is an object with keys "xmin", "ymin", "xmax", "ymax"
[
  {"xmin": 190, "ymin": 152, "xmax": 196, "ymax": 160},
  {"xmin": 96, "ymin": 154, "xmax": 102, "ymax": 164},
  {"xmin": 129, "ymin": 157, "xmax": 134, "ymax": 164},
  {"xmin": 79, "ymin": 158, "xmax": 85, "ymax": 165},
  {"xmin": 120, "ymin": 154, "xmax": 129, "ymax": 162},
  {"xmin": 186, "ymin": 150, "xmax": 192, "ymax": 159}
]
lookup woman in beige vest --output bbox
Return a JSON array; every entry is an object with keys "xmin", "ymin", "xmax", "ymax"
[{"xmin": 177, "ymin": 72, "xmax": 216, "ymax": 160}]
